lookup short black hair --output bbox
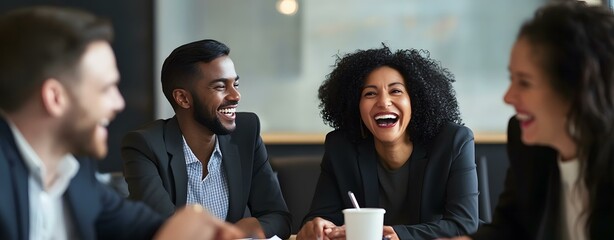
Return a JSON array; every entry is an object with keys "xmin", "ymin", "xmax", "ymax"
[
  {"xmin": 318, "ymin": 44, "xmax": 462, "ymax": 148},
  {"xmin": 161, "ymin": 39, "xmax": 230, "ymax": 109},
  {"xmin": 0, "ymin": 6, "xmax": 113, "ymax": 112}
]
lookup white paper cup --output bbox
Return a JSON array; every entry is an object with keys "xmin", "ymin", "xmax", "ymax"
[{"xmin": 343, "ymin": 208, "xmax": 386, "ymax": 240}]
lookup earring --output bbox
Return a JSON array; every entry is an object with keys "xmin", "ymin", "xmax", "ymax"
[{"xmin": 568, "ymin": 122, "xmax": 577, "ymax": 139}]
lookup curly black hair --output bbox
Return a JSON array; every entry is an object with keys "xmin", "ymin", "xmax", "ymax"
[{"xmin": 318, "ymin": 44, "xmax": 462, "ymax": 148}]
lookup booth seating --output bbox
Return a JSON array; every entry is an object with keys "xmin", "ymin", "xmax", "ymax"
[{"xmin": 270, "ymin": 156, "xmax": 322, "ymax": 233}]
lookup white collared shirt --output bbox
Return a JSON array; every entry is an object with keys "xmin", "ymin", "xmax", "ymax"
[
  {"xmin": 558, "ymin": 157, "xmax": 587, "ymax": 240},
  {"xmin": 8, "ymin": 121, "xmax": 79, "ymax": 240}
]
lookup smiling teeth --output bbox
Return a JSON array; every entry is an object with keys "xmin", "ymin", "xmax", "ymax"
[
  {"xmin": 516, "ymin": 113, "xmax": 532, "ymax": 121},
  {"xmin": 218, "ymin": 108, "xmax": 236, "ymax": 114},
  {"xmin": 375, "ymin": 114, "xmax": 397, "ymax": 120}
]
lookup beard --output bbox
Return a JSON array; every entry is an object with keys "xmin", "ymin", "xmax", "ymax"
[
  {"xmin": 58, "ymin": 101, "xmax": 107, "ymax": 159},
  {"xmin": 191, "ymin": 91, "xmax": 236, "ymax": 135}
]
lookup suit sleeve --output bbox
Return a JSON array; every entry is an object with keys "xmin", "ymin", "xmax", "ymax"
[
  {"xmin": 122, "ymin": 131, "xmax": 177, "ymax": 217},
  {"xmin": 245, "ymin": 114, "xmax": 292, "ymax": 239},
  {"xmin": 77, "ymin": 159, "xmax": 165, "ymax": 240},
  {"xmin": 393, "ymin": 127, "xmax": 480, "ymax": 239},
  {"xmin": 95, "ymin": 182, "xmax": 165, "ymax": 239}
]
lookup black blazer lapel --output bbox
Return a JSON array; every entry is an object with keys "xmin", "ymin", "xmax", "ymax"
[
  {"xmin": 356, "ymin": 138, "xmax": 379, "ymax": 207},
  {"xmin": 407, "ymin": 144, "xmax": 427, "ymax": 224},
  {"xmin": 164, "ymin": 117, "xmax": 188, "ymax": 206},
  {"xmin": 536, "ymin": 161, "xmax": 561, "ymax": 240},
  {"xmin": 64, "ymin": 160, "xmax": 96, "ymax": 239},
  {"xmin": 219, "ymin": 134, "xmax": 243, "ymax": 222},
  {"xmin": 0, "ymin": 118, "xmax": 30, "ymax": 239}
]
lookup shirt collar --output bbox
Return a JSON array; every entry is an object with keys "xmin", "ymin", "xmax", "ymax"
[
  {"xmin": 558, "ymin": 155, "xmax": 580, "ymax": 187},
  {"xmin": 181, "ymin": 135, "xmax": 222, "ymax": 164},
  {"xmin": 7, "ymin": 119, "xmax": 79, "ymax": 191}
]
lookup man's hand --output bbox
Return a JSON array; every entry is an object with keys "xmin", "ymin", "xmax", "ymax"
[{"xmin": 154, "ymin": 204, "xmax": 244, "ymax": 240}]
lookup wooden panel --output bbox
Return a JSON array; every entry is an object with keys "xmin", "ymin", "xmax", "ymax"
[{"xmin": 262, "ymin": 132, "xmax": 506, "ymax": 144}]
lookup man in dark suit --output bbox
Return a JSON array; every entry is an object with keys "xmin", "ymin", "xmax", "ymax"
[
  {"xmin": 0, "ymin": 6, "xmax": 241, "ymax": 240},
  {"xmin": 121, "ymin": 39, "xmax": 292, "ymax": 239}
]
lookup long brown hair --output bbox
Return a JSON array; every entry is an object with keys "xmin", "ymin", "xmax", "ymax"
[{"xmin": 518, "ymin": 2, "xmax": 614, "ymax": 238}]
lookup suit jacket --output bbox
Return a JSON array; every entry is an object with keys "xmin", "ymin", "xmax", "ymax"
[
  {"xmin": 304, "ymin": 122, "xmax": 479, "ymax": 240},
  {"xmin": 471, "ymin": 117, "xmax": 561, "ymax": 240},
  {"xmin": 0, "ymin": 117, "xmax": 164, "ymax": 240},
  {"xmin": 121, "ymin": 112, "xmax": 291, "ymax": 239}
]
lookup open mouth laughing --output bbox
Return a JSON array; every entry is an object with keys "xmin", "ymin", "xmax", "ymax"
[
  {"xmin": 515, "ymin": 112, "xmax": 535, "ymax": 128},
  {"xmin": 218, "ymin": 107, "xmax": 236, "ymax": 119},
  {"xmin": 374, "ymin": 113, "xmax": 399, "ymax": 128}
]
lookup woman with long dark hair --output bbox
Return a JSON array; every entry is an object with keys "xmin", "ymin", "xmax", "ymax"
[{"xmin": 448, "ymin": 2, "xmax": 614, "ymax": 240}]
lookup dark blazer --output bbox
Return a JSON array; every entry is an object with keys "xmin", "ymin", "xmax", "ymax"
[
  {"xmin": 304, "ymin": 122, "xmax": 479, "ymax": 240},
  {"xmin": 0, "ymin": 117, "xmax": 164, "ymax": 240},
  {"xmin": 471, "ymin": 117, "xmax": 560, "ymax": 240},
  {"xmin": 121, "ymin": 112, "xmax": 291, "ymax": 239}
]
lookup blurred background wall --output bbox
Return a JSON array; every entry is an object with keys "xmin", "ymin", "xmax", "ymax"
[
  {"xmin": 155, "ymin": 0, "xmax": 541, "ymax": 134},
  {"xmin": 1, "ymin": 0, "xmax": 611, "ymax": 173},
  {"xmin": 0, "ymin": 0, "xmax": 154, "ymax": 173}
]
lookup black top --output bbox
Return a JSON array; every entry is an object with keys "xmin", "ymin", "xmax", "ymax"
[
  {"xmin": 377, "ymin": 144, "xmax": 427, "ymax": 226},
  {"xmin": 378, "ymin": 158, "xmax": 411, "ymax": 225}
]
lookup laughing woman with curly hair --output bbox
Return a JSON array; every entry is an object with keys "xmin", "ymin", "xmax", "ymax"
[{"xmin": 297, "ymin": 45, "xmax": 479, "ymax": 240}]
